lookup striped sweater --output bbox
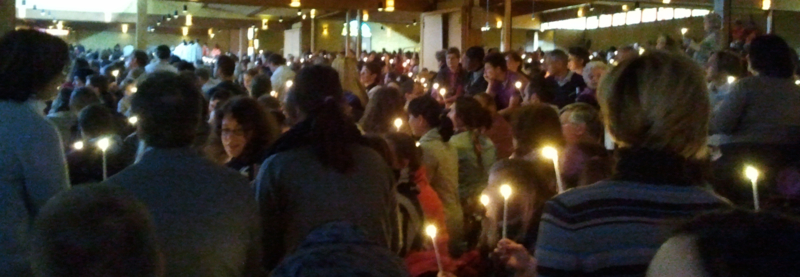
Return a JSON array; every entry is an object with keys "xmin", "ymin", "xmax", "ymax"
[{"xmin": 534, "ymin": 180, "xmax": 730, "ymax": 277}]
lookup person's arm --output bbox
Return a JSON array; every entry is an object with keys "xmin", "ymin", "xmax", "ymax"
[
  {"xmin": 254, "ymin": 156, "xmax": 285, "ymax": 273},
  {"xmin": 534, "ymin": 200, "xmax": 581, "ymax": 277},
  {"xmin": 496, "ymin": 239, "xmax": 537, "ymax": 277},
  {"xmin": 22, "ymin": 122, "xmax": 69, "ymax": 214},
  {"xmin": 710, "ymin": 81, "xmax": 747, "ymax": 135},
  {"xmin": 241, "ymin": 176, "xmax": 266, "ymax": 277}
]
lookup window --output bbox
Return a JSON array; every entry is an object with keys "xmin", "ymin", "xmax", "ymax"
[
  {"xmin": 641, "ymin": 8, "xmax": 657, "ymax": 23},
  {"xmin": 692, "ymin": 9, "xmax": 710, "ymax": 17},
  {"xmin": 674, "ymin": 8, "xmax": 692, "ymax": 19},
  {"xmin": 586, "ymin": 16, "xmax": 599, "ymax": 29},
  {"xmin": 626, "ymin": 9, "xmax": 641, "ymax": 25},
  {"xmin": 613, "ymin": 12, "xmax": 627, "ymax": 26},
  {"xmin": 598, "ymin": 14, "xmax": 613, "ymax": 28},
  {"xmin": 657, "ymin": 8, "xmax": 674, "ymax": 21}
]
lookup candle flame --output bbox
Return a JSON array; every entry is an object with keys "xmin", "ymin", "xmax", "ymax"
[
  {"xmin": 727, "ymin": 76, "xmax": 736, "ymax": 84},
  {"xmin": 515, "ymin": 81, "xmax": 522, "ymax": 89},
  {"xmin": 500, "ymin": 184, "xmax": 512, "ymax": 199},
  {"xmin": 97, "ymin": 138, "xmax": 110, "ymax": 151},
  {"xmin": 542, "ymin": 146, "xmax": 558, "ymax": 160},
  {"xmin": 130, "ymin": 87, "xmax": 138, "ymax": 93},
  {"xmin": 73, "ymin": 141, "xmax": 84, "ymax": 150},
  {"xmin": 270, "ymin": 91, "xmax": 278, "ymax": 97},
  {"xmin": 480, "ymin": 194, "xmax": 490, "ymax": 206},
  {"xmin": 433, "ymin": 83, "xmax": 440, "ymax": 90},
  {"xmin": 286, "ymin": 80, "xmax": 293, "ymax": 88},
  {"xmin": 128, "ymin": 116, "xmax": 138, "ymax": 125},
  {"xmin": 745, "ymin": 166, "xmax": 760, "ymax": 182},
  {"xmin": 394, "ymin": 118, "xmax": 403, "ymax": 129},
  {"xmin": 439, "ymin": 88, "xmax": 447, "ymax": 97},
  {"xmin": 425, "ymin": 225, "xmax": 437, "ymax": 238}
]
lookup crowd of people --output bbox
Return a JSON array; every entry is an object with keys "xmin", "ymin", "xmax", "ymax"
[{"xmin": 2, "ymin": 11, "xmax": 800, "ymax": 276}]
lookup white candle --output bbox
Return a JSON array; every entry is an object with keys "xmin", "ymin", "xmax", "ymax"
[
  {"xmin": 500, "ymin": 184, "xmax": 512, "ymax": 239},
  {"xmin": 425, "ymin": 225, "xmax": 444, "ymax": 273},
  {"xmin": 97, "ymin": 138, "xmax": 111, "ymax": 180},
  {"xmin": 745, "ymin": 166, "xmax": 760, "ymax": 211},
  {"xmin": 394, "ymin": 118, "xmax": 403, "ymax": 132},
  {"xmin": 542, "ymin": 146, "xmax": 565, "ymax": 193}
]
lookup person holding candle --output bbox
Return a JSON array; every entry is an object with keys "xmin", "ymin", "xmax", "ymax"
[
  {"xmin": 575, "ymin": 61, "xmax": 608, "ymax": 109},
  {"xmin": 559, "ymin": 103, "xmax": 612, "ymax": 189},
  {"xmin": 359, "ymin": 87, "xmax": 407, "ymax": 134},
  {"xmin": 408, "ymin": 96, "xmax": 465, "ymax": 256},
  {"xmin": 67, "ymin": 105, "xmax": 130, "ymax": 185},
  {"xmin": 509, "ymin": 104, "xmax": 565, "ymax": 163},
  {"xmin": 256, "ymin": 66, "xmax": 398, "ymax": 271},
  {"xmin": 534, "ymin": 52, "xmax": 731, "ymax": 277},
  {"xmin": 267, "ymin": 54, "xmax": 296, "ymax": 101},
  {"xmin": 710, "ymin": 35, "xmax": 800, "ymax": 207},
  {"xmin": 0, "ymin": 30, "xmax": 71, "ymax": 276},
  {"xmin": 543, "ymin": 50, "xmax": 587, "ymax": 109},
  {"xmin": 431, "ymin": 48, "xmax": 467, "ymax": 105},
  {"xmin": 705, "ymin": 50, "xmax": 744, "ymax": 110},
  {"xmin": 484, "ymin": 53, "xmax": 526, "ymax": 114}
]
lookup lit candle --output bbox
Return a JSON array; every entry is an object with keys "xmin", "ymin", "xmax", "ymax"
[
  {"xmin": 480, "ymin": 194, "xmax": 490, "ymax": 207},
  {"xmin": 515, "ymin": 81, "xmax": 522, "ymax": 91},
  {"xmin": 128, "ymin": 116, "xmax": 138, "ymax": 125},
  {"xmin": 73, "ymin": 141, "xmax": 84, "ymax": 150},
  {"xmin": 425, "ymin": 225, "xmax": 444, "ymax": 273},
  {"xmin": 745, "ymin": 166, "xmax": 760, "ymax": 211},
  {"xmin": 542, "ymin": 146, "xmax": 565, "ymax": 193},
  {"xmin": 415, "ymin": 142, "xmax": 421, "ymax": 147},
  {"xmin": 420, "ymin": 77, "xmax": 426, "ymax": 83},
  {"xmin": 286, "ymin": 80, "xmax": 293, "ymax": 89},
  {"xmin": 130, "ymin": 87, "xmax": 138, "ymax": 93},
  {"xmin": 727, "ymin": 76, "xmax": 736, "ymax": 84},
  {"xmin": 97, "ymin": 137, "xmax": 111, "ymax": 180},
  {"xmin": 433, "ymin": 83, "xmax": 440, "ymax": 90},
  {"xmin": 681, "ymin": 27, "xmax": 688, "ymax": 35},
  {"xmin": 394, "ymin": 118, "xmax": 403, "ymax": 132},
  {"xmin": 270, "ymin": 91, "xmax": 278, "ymax": 98},
  {"xmin": 500, "ymin": 184, "xmax": 512, "ymax": 238},
  {"xmin": 407, "ymin": 72, "xmax": 413, "ymax": 77},
  {"xmin": 111, "ymin": 70, "xmax": 119, "ymax": 78},
  {"xmin": 439, "ymin": 88, "xmax": 447, "ymax": 99}
]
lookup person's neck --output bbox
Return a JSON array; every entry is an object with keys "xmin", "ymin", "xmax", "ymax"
[
  {"xmin": 496, "ymin": 71, "xmax": 508, "ymax": 82},
  {"xmin": 220, "ymin": 76, "xmax": 234, "ymax": 82}
]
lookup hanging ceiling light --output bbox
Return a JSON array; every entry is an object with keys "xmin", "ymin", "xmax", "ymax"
[
  {"xmin": 174, "ymin": 10, "xmax": 179, "ymax": 19},
  {"xmin": 622, "ymin": 4, "xmax": 629, "ymax": 11},
  {"xmin": 662, "ymin": 0, "xmax": 670, "ymax": 4},
  {"xmin": 290, "ymin": 0, "xmax": 301, "ymax": 7},
  {"xmin": 183, "ymin": 5, "xmax": 188, "ymax": 13},
  {"xmin": 262, "ymin": 19, "xmax": 269, "ymax": 30},
  {"xmin": 166, "ymin": 14, "xmax": 172, "ymax": 21},
  {"xmin": 482, "ymin": 0, "xmax": 490, "ymax": 32},
  {"xmin": 386, "ymin": 0, "xmax": 395, "ymax": 12},
  {"xmin": 279, "ymin": 16, "xmax": 284, "ymax": 22},
  {"xmin": 297, "ymin": 9, "xmax": 302, "ymax": 16},
  {"xmin": 378, "ymin": 2, "xmax": 384, "ymax": 12},
  {"xmin": 762, "ymin": 0, "xmax": 771, "ymax": 10},
  {"xmin": 186, "ymin": 14, "xmax": 192, "ymax": 26},
  {"xmin": 363, "ymin": 10, "xmax": 369, "ymax": 21}
]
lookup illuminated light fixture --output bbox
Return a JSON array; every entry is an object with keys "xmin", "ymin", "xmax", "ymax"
[
  {"xmin": 182, "ymin": 26, "xmax": 189, "ymax": 36},
  {"xmin": 413, "ymin": 19, "xmax": 417, "ymax": 26},
  {"xmin": 262, "ymin": 19, "xmax": 269, "ymax": 30},
  {"xmin": 322, "ymin": 24, "xmax": 329, "ymax": 35},
  {"xmin": 254, "ymin": 39, "xmax": 260, "ymax": 49},
  {"xmin": 121, "ymin": 24, "xmax": 128, "ymax": 33},
  {"xmin": 481, "ymin": 23, "xmax": 490, "ymax": 32},
  {"xmin": 279, "ymin": 16, "xmax": 284, "ymax": 22},
  {"xmin": 18, "ymin": 6, "xmax": 26, "ymax": 19},
  {"xmin": 290, "ymin": 0, "xmax": 301, "ymax": 7},
  {"xmin": 310, "ymin": 9, "xmax": 316, "ymax": 19},
  {"xmin": 386, "ymin": 0, "xmax": 395, "ymax": 12},
  {"xmin": 762, "ymin": 0, "xmax": 771, "ymax": 10},
  {"xmin": 44, "ymin": 28, "xmax": 69, "ymax": 36},
  {"xmin": 378, "ymin": 2, "xmax": 384, "ymax": 12},
  {"xmin": 662, "ymin": 0, "xmax": 670, "ymax": 3},
  {"xmin": 174, "ymin": 10, "xmax": 179, "ymax": 18},
  {"xmin": 166, "ymin": 14, "xmax": 171, "ymax": 21},
  {"xmin": 297, "ymin": 9, "xmax": 302, "ymax": 16},
  {"xmin": 56, "ymin": 21, "xmax": 63, "ymax": 30},
  {"xmin": 104, "ymin": 12, "xmax": 112, "ymax": 22},
  {"xmin": 183, "ymin": 5, "xmax": 188, "ymax": 13},
  {"xmin": 186, "ymin": 14, "xmax": 192, "ymax": 26},
  {"xmin": 247, "ymin": 27, "xmax": 255, "ymax": 40},
  {"xmin": 482, "ymin": 0, "xmax": 490, "ymax": 31},
  {"xmin": 363, "ymin": 10, "xmax": 369, "ymax": 21},
  {"xmin": 302, "ymin": 14, "xmax": 306, "ymax": 20},
  {"xmin": 577, "ymin": 7, "xmax": 584, "ymax": 17},
  {"xmin": 622, "ymin": 5, "xmax": 629, "ymax": 11},
  {"xmin": 496, "ymin": 20, "xmax": 502, "ymax": 28},
  {"xmin": 208, "ymin": 28, "xmax": 214, "ymax": 38}
]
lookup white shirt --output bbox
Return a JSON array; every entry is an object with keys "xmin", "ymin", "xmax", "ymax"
[
  {"xmin": 145, "ymin": 60, "xmax": 178, "ymax": 74},
  {"xmin": 270, "ymin": 65, "xmax": 296, "ymax": 101}
]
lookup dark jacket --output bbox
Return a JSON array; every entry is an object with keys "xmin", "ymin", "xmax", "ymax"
[
  {"xmin": 255, "ymin": 120, "xmax": 398, "ymax": 271},
  {"xmin": 547, "ymin": 72, "xmax": 587, "ymax": 109},
  {"xmin": 103, "ymin": 147, "xmax": 263, "ymax": 277}
]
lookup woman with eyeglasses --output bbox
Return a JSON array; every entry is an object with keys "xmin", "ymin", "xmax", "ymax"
[{"xmin": 207, "ymin": 96, "xmax": 280, "ymax": 181}]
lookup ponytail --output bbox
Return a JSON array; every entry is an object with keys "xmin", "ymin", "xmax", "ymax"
[
  {"xmin": 438, "ymin": 112, "xmax": 454, "ymax": 142},
  {"xmin": 311, "ymin": 97, "xmax": 360, "ymax": 173},
  {"xmin": 408, "ymin": 96, "xmax": 453, "ymax": 142}
]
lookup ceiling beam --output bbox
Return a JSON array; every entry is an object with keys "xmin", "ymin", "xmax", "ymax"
[{"xmin": 177, "ymin": 0, "xmax": 434, "ymax": 12}]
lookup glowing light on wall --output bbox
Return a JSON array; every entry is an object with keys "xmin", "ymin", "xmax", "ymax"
[
  {"xmin": 641, "ymin": 8, "xmax": 657, "ymax": 23},
  {"xmin": 586, "ymin": 16, "xmax": 599, "ymax": 29},
  {"xmin": 262, "ymin": 19, "xmax": 268, "ymax": 30},
  {"xmin": 208, "ymin": 28, "xmax": 215, "ymax": 38},
  {"xmin": 322, "ymin": 24, "xmax": 329, "ymax": 36},
  {"xmin": 386, "ymin": 0, "xmax": 395, "ymax": 12},
  {"xmin": 104, "ymin": 12, "xmax": 112, "ymax": 22},
  {"xmin": 186, "ymin": 14, "xmax": 192, "ymax": 26},
  {"xmin": 762, "ymin": 0, "xmax": 771, "ymax": 10},
  {"xmin": 247, "ymin": 26, "xmax": 254, "ymax": 40},
  {"xmin": 254, "ymin": 39, "xmax": 259, "ymax": 49},
  {"xmin": 657, "ymin": 7, "xmax": 674, "ymax": 21},
  {"xmin": 626, "ymin": 9, "xmax": 641, "ymax": 25},
  {"xmin": 182, "ymin": 26, "xmax": 189, "ymax": 36},
  {"xmin": 598, "ymin": 14, "xmax": 612, "ymax": 28},
  {"xmin": 363, "ymin": 10, "xmax": 369, "ymax": 21},
  {"xmin": 121, "ymin": 23, "xmax": 128, "ymax": 33},
  {"xmin": 612, "ymin": 12, "xmax": 626, "ymax": 26},
  {"xmin": 496, "ymin": 20, "xmax": 502, "ymax": 28},
  {"xmin": 662, "ymin": 0, "xmax": 670, "ymax": 4},
  {"xmin": 290, "ymin": 0, "xmax": 300, "ymax": 7},
  {"xmin": 341, "ymin": 21, "xmax": 372, "ymax": 37}
]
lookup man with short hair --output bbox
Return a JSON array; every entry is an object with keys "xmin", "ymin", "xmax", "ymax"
[
  {"xmin": 209, "ymin": 55, "xmax": 247, "ymax": 97},
  {"xmin": 195, "ymin": 67, "xmax": 219, "ymax": 98},
  {"xmin": 545, "ymin": 49, "xmax": 586, "ymax": 108},
  {"xmin": 433, "ymin": 47, "xmax": 466, "ymax": 104},
  {"xmin": 145, "ymin": 45, "xmax": 178, "ymax": 74},
  {"xmin": 104, "ymin": 72, "xmax": 262, "ymax": 277},
  {"xmin": 267, "ymin": 54, "xmax": 295, "ymax": 100},
  {"xmin": 124, "ymin": 50, "xmax": 149, "ymax": 83},
  {"xmin": 462, "ymin": 46, "xmax": 489, "ymax": 97}
]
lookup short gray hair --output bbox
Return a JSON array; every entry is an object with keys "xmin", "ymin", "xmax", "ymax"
[
  {"xmin": 583, "ymin": 61, "xmax": 608, "ymax": 84},
  {"xmin": 560, "ymin": 103, "xmax": 603, "ymax": 141}
]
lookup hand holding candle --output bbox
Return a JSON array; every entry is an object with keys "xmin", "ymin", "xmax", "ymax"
[
  {"xmin": 500, "ymin": 184, "xmax": 512, "ymax": 239},
  {"xmin": 439, "ymin": 88, "xmax": 447, "ymax": 99},
  {"xmin": 394, "ymin": 118, "xmax": 403, "ymax": 132},
  {"xmin": 97, "ymin": 137, "xmax": 111, "ymax": 180},
  {"xmin": 542, "ymin": 146, "xmax": 565, "ymax": 193},
  {"xmin": 426, "ymin": 224, "xmax": 444, "ymax": 273},
  {"xmin": 745, "ymin": 166, "xmax": 760, "ymax": 211}
]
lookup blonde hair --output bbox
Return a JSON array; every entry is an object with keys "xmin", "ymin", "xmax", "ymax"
[
  {"xmin": 331, "ymin": 56, "xmax": 367, "ymax": 105},
  {"xmin": 598, "ymin": 52, "xmax": 709, "ymax": 159}
]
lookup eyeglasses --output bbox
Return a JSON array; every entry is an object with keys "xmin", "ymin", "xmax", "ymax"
[{"xmin": 221, "ymin": 127, "xmax": 246, "ymax": 137}]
